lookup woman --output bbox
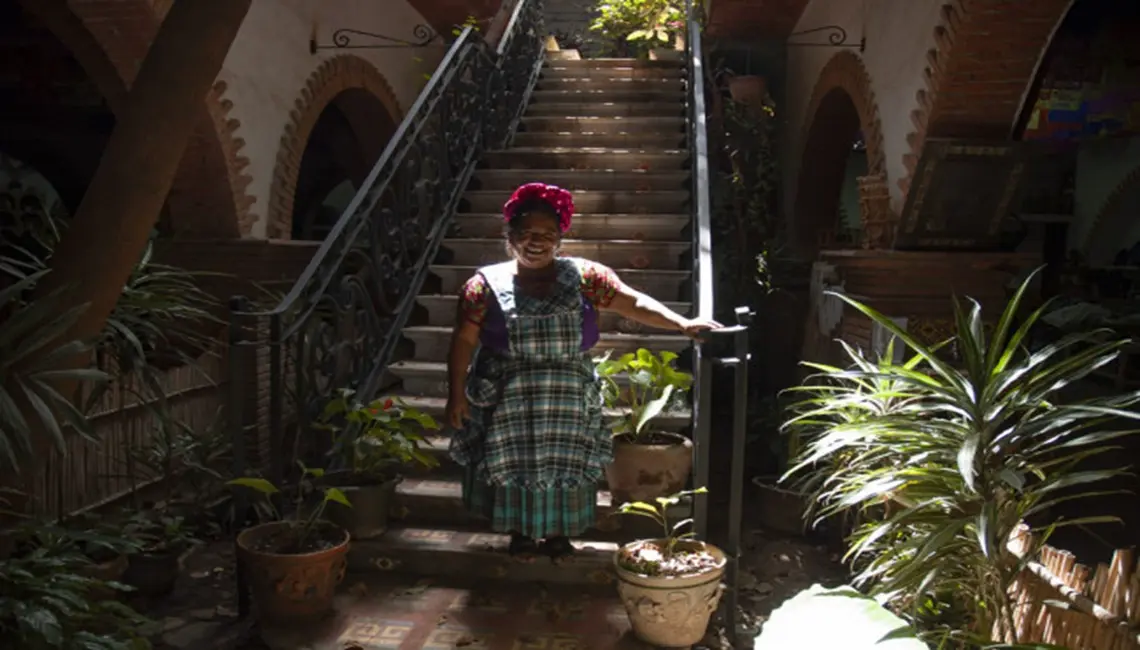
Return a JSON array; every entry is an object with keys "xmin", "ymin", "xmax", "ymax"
[{"xmin": 445, "ymin": 183, "xmax": 720, "ymax": 562}]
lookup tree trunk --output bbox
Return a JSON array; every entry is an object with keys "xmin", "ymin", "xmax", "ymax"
[{"xmin": 36, "ymin": 0, "xmax": 252, "ymax": 342}]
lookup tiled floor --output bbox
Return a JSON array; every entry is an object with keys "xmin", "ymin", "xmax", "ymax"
[{"xmin": 257, "ymin": 575, "xmax": 654, "ymax": 650}]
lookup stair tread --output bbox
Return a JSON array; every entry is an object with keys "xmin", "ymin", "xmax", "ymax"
[
  {"xmin": 487, "ymin": 147, "xmax": 686, "ymax": 154},
  {"xmin": 403, "ymin": 325, "xmax": 689, "ymax": 342},
  {"xmin": 400, "ymin": 397, "xmax": 691, "ymax": 422},
  {"xmin": 432, "ymin": 264, "xmax": 691, "ymax": 276},
  {"xmin": 442, "ymin": 237, "xmax": 689, "ymax": 245},
  {"xmin": 456, "ymin": 211, "xmax": 688, "ymax": 217},
  {"xmin": 418, "ymin": 293, "xmax": 690, "ymax": 307}
]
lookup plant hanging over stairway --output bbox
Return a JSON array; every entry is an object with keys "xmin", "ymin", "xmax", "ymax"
[{"xmin": 589, "ymin": 0, "xmax": 683, "ymax": 57}]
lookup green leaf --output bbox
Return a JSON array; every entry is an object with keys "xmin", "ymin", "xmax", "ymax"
[
  {"xmin": 324, "ymin": 487, "xmax": 353, "ymax": 508},
  {"xmin": 226, "ymin": 478, "xmax": 279, "ymax": 495}
]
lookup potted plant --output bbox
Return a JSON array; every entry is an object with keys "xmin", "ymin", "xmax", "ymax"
[
  {"xmin": 782, "ymin": 272, "xmax": 1140, "ymax": 643},
  {"xmin": 597, "ymin": 348, "xmax": 693, "ymax": 504},
  {"xmin": 121, "ymin": 512, "xmax": 199, "ymax": 598},
  {"xmin": 613, "ymin": 487, "xmax": 726, "ymax": 647},
  {"xmin": 317, "ymin": 391, "xmax": 440, "ymax": 539},
  {"xmin": 589, "ymin": 0, "xmax": 683, "ymax": 58},
  {"xmin": 227, "ymin": 466, "xmax": 352, "ymax": 625},
  {"xmin": 19, "ymin": 516, "xmax": 141, "ymax": 601}
]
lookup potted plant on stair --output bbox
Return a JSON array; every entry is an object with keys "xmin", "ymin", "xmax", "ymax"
[
  {"xmin": 597, "ymin": 348, "xmax": 694, "ymax": 504},
  {"xmin": 122, "ymin": 512, "xmax": 199, "ymax": 598},
  {"xmin": 316, "ymin": 390, "xmax": 440, "ymax": 539},
  {"xmin": 613, "ymin": 487, "xmax": 725, "ymax": 647},
  {"xmin": 227, "ymin": 467, "xmax": 352, "ymax": 625}
]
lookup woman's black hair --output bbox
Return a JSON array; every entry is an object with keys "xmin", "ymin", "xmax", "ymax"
[{"xmin": 504, "ymin": 198, "xmax": 561, "ymax": 233}]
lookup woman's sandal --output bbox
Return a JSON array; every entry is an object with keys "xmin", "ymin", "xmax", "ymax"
[
  {"xmin": 541, "ymin": 536, "xmax": 576, "ymax": 564},
  {"xmin": 508, "ymin": 533, "xmax": 541, "ymax": 563}
]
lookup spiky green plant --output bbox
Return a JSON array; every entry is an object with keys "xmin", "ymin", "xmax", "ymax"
[{"xmin": 782, "ymin": 271, "xmax": 1140, "ymax": 644}]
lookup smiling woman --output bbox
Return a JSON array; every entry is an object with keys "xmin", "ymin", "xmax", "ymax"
[{"xmin": 443, "ymin": 182, "xmax": 721, "ymax": 563}]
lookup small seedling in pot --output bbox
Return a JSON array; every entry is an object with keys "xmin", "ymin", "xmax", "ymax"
[
  {"xmin": 615, "ymin": 487, "xmax": 719, "ymax": 577},
  {"xmin": 227, "ymin": 463, "xmax": 352, "ymax": 554}
]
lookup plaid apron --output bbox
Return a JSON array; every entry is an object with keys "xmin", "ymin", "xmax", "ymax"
[{"xmin": 450, "ymin": 258, "xmax": 612, "ymax": 537}]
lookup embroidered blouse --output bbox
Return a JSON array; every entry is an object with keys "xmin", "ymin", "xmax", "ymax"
[{"xmin": 458, "ymin": 258, "xmax": 620, "ymax": 326}]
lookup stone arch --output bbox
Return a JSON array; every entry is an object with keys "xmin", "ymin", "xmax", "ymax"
[
  {"xmin": 792, "ymin": 50, "xmax": 885, "ymax": 252},
  {"xmin": 266, "ymin": 55, "xmax": 404, "ymax": 240},
  {"xmin": 1084, "ymin": 164, "xmax": 1140, "ymax": 265},
  {"xmin": 898, "ymin": 0, "xmax": 1075, "ymax": 198},
  {"xmin": 23, "ymin": 0, "xmax": 255, "ymax": 237}
]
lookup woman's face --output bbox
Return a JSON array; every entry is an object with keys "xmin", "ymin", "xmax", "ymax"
[{"xmin": 508, "ymin": 211, "xmax": 561, "ymax": 269}]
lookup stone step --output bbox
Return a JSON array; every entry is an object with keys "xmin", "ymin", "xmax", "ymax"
[
  {"xmin": 512, "ymin": 131, "xmax": 685, "ymax": 149},
  {"xmin": 347, "ymin": 524, "xmax": 620, "ymax": 584},
  {"xmin": 531, "ymin": 88, "xmax": 685, "ymax": 103},
  {"xmin": 525, "ymin": 101, "xmax": 684, "ymax": 118},
  {"xmin": 481, "ymin": 148, "xmax": 687, "ymax": 170},
  {"xmin": 437, "ymin": 238, "xmax": 690, "ymax": 269},
  {"xmin": 429, "ymin": 265, "xmax": 691, "ymax": 300},
  {"xmin": 416, "ymin": 294, "xmax": 691, "ymax": 330},
  {"xmin": 403, "ymin": 326, "xmax": 690, "ymax": 363},
  {"xmin": 389, "ymin": 358, "xmax": 694, "ymax": 397},
  {"xmin": 519, "ymin": 115, "xmax": 686, "ymax": 134},
  {"xmin": 535, "ymin": 78, "xmax": 686, "ymax": 94},
  {"xmin": 464, "ymin": 189, "xmax": 688, "ymax": 214},
  {"xmin": 387, "ymin": 478, "xmax": 686, "ymax": 534},
  {"xmin": 542, "ymin": 65, "xmax": 685, "ymax": 80},
  {"xmin": 451, "ymin": 212, "xmax": 688, "ymax": 240},
  {"xmin": 472, "ymin": 168, "xmax": 688, "ymax": 192},
  {"xmin": 543, "ymin": 58, "xmax": 681, "ymax": 69}
]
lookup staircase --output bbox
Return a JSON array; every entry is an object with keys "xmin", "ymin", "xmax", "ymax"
[{"xmin": 317, "ymin": 53, "xmax": 698, "ymax": 647}]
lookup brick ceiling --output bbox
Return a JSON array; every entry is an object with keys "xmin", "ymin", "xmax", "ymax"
[{"xmin": 706, "ymin": 0, "xmax": 812, "ymax": 40}]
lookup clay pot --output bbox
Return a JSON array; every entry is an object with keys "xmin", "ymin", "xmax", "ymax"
[
  {"xmin": 649, "ymin": 47, "xmax": 682, "ymax": 62},
  {"xmin": 727, "ymin": 75, "xmax": 767, "ymax": 105},
  {"xmin": 605, "ymin": 432, "xmax": 693, "ymax": 506},
  {"xmin": 752, "ymin": 477, "xmax": 809, "ymax": 536},
  {"xmin": 79, "ymin": 553, "xmax": 129, "ymax": 601},
  {"xmin": 236, "ymin": 522, "xmax": 349, "ymax": 625},
  {"xmin": 123, "ymin": 547, "xmax": 182, "ymax": 598},
  {"xmin": 322, "ymin": 475, "xmax": 400, "ymax": 541},
  {"xmin": 614, "ymin": 539, "xmax": 726, "ymax": 647}
]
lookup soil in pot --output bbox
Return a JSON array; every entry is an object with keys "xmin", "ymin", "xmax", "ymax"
[
  {"xmin": 236, "ymin": 522, "xmax": 350, "ymax": 625},
  {"xmin": 605, "ymin": 432, "xmax": 693, "ymax": 505},
  {"xmin": 322, "ymin": 474, "xmax": 399, "ymax": 541},
  {"xmin": 123, "ymin": 547, "xmax": 182, "ymax": 599},
  {"xmin": 614, "ymin": 539, "xmax": 727, "ymax": 647}
]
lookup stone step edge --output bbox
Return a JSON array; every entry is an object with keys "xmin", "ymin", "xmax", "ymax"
[
  {"xmin": 484, "ymin": 147, "xmax": 687, "ymax": 154},
  {"xmin": 429, "ymin": 264, "xmax": 692, "ymax": 277},
  {"xmin": 403, "ymin": 325, "xmax": 691, "ymax": 342},
  {"xmin": 441, "ymin": 237, "xmax": 691, "ymax": 245},
  {"xmin": 453, "ymin": 212, "xmax": 690, "ymax": 219}
]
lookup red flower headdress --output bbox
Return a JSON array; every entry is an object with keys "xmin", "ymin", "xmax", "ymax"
[{"xmin": 502, "ymin": 183, "xmax": 574, "ymax": 233}]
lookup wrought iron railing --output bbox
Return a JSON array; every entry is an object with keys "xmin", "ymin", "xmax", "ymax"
[
  {"xmin": 684, "ymin": 3, "xmax": 754, "ymax": 644},
  {"xmin": 225, "ymin": 0, "xmax": 545, "ymax": 487}
]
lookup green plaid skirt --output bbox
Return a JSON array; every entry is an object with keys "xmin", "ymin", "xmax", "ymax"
[{"xmin": 462, "ymin": 467, "xmax": 597, "ymax": 538}]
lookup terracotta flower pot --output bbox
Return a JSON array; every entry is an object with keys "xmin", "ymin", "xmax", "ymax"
[
  {"xmin": 727, "ymin": 75, "xmax": 767, "ymax": 105},
  {"xmin": 605, "ymin": 432, "xmax": 693, "ymax": 506},
  {"xmin": 79, "ymin": 553, "xmax": 129, "ymax": 601},
  {"xmin": 322, "ymin": 474, "xmax": 400, "ymax": 541},
  {"xmin": 236, "ymin": 522, "xmax": 350, "ymax": 625},
  {"xmin": 614, "ymin": 539, "xmax": 726, "ymax": 647}
]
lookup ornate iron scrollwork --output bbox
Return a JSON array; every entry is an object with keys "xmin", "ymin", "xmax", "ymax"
[
  {"xmin": 230, "ymin": 0, "xmax": 546, "ymax": 483},
  {"xmin": 787, "ymin": 25, "xmax": 866, "ymax": 52},
  {"xmin": 309, "ymin": 25, "xmax": 437, "ymax": 54}
]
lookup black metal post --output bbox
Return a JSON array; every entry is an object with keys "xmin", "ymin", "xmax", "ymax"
[
  {"xmin": 707, "ymin": 306, "xmax": 754, "ymax": 647},
  {"xmin": 226, "ymin": 296, "xmax": 251, "ymax": 619}
]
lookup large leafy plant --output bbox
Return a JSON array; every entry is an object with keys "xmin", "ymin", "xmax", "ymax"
[
  {"xmin": 782, "ymin": 272, "xmax": 1140, "ymax": 644},
  {"xmin": 319, "ymin": 390, "xmax": 440, "ymax": 483},
  {"xmin": 589, "ymin": 0, "xmax": 682, "ymax": 55},
  {"xmin": 227, "ymin": 465, "xmax": 352, "ymax": 554},
  {"xmin": 595, "ymin": 349, "xmax": 692, "ymax": 442}
]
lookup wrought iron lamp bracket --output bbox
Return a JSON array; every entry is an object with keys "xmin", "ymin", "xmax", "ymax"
[
  {"xmin": 310, "ymin": 25, "xmax": 437, "ymax": 54},
  {"xmin": 786, "ymin": 25, "xmax": 865, "ymax": 52}
]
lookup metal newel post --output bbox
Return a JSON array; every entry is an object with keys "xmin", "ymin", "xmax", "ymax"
[{"xmin": 714, "ymin": 305, "xmax": 754, "ymax": 646}]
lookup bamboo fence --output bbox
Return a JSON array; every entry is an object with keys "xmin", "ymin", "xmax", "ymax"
[
  {"xmin": 1007, "ymin": 525, "xmax": 1140, "ymax": 649},
  {"xmin": 25, "ymin": 351, "xmax": 226, "ymax": 519}
]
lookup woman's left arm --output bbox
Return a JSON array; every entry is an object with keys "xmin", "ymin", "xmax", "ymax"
[{"xmin": 603, "ymin": 277, "xmax": 722, "ymax": 337}]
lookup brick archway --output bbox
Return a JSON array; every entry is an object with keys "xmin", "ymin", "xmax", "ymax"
[
  {"xmin": 898, "ymin": 0, "xmax": 1075, "ymax": 198},
  {"xmin": 1085, "ymin": 164, "xmax": 1140, "ymax": 264},
  {"xmin": 793, "ymin": 50, "xmax": 885, "ymax": 252},
  {"xmin": 266, "ymin": 55, "xmax": 403, "ymax": 240},
  {"xmin": 24, "ymin": 0, "xmax": 255, "ymax": 237}
]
